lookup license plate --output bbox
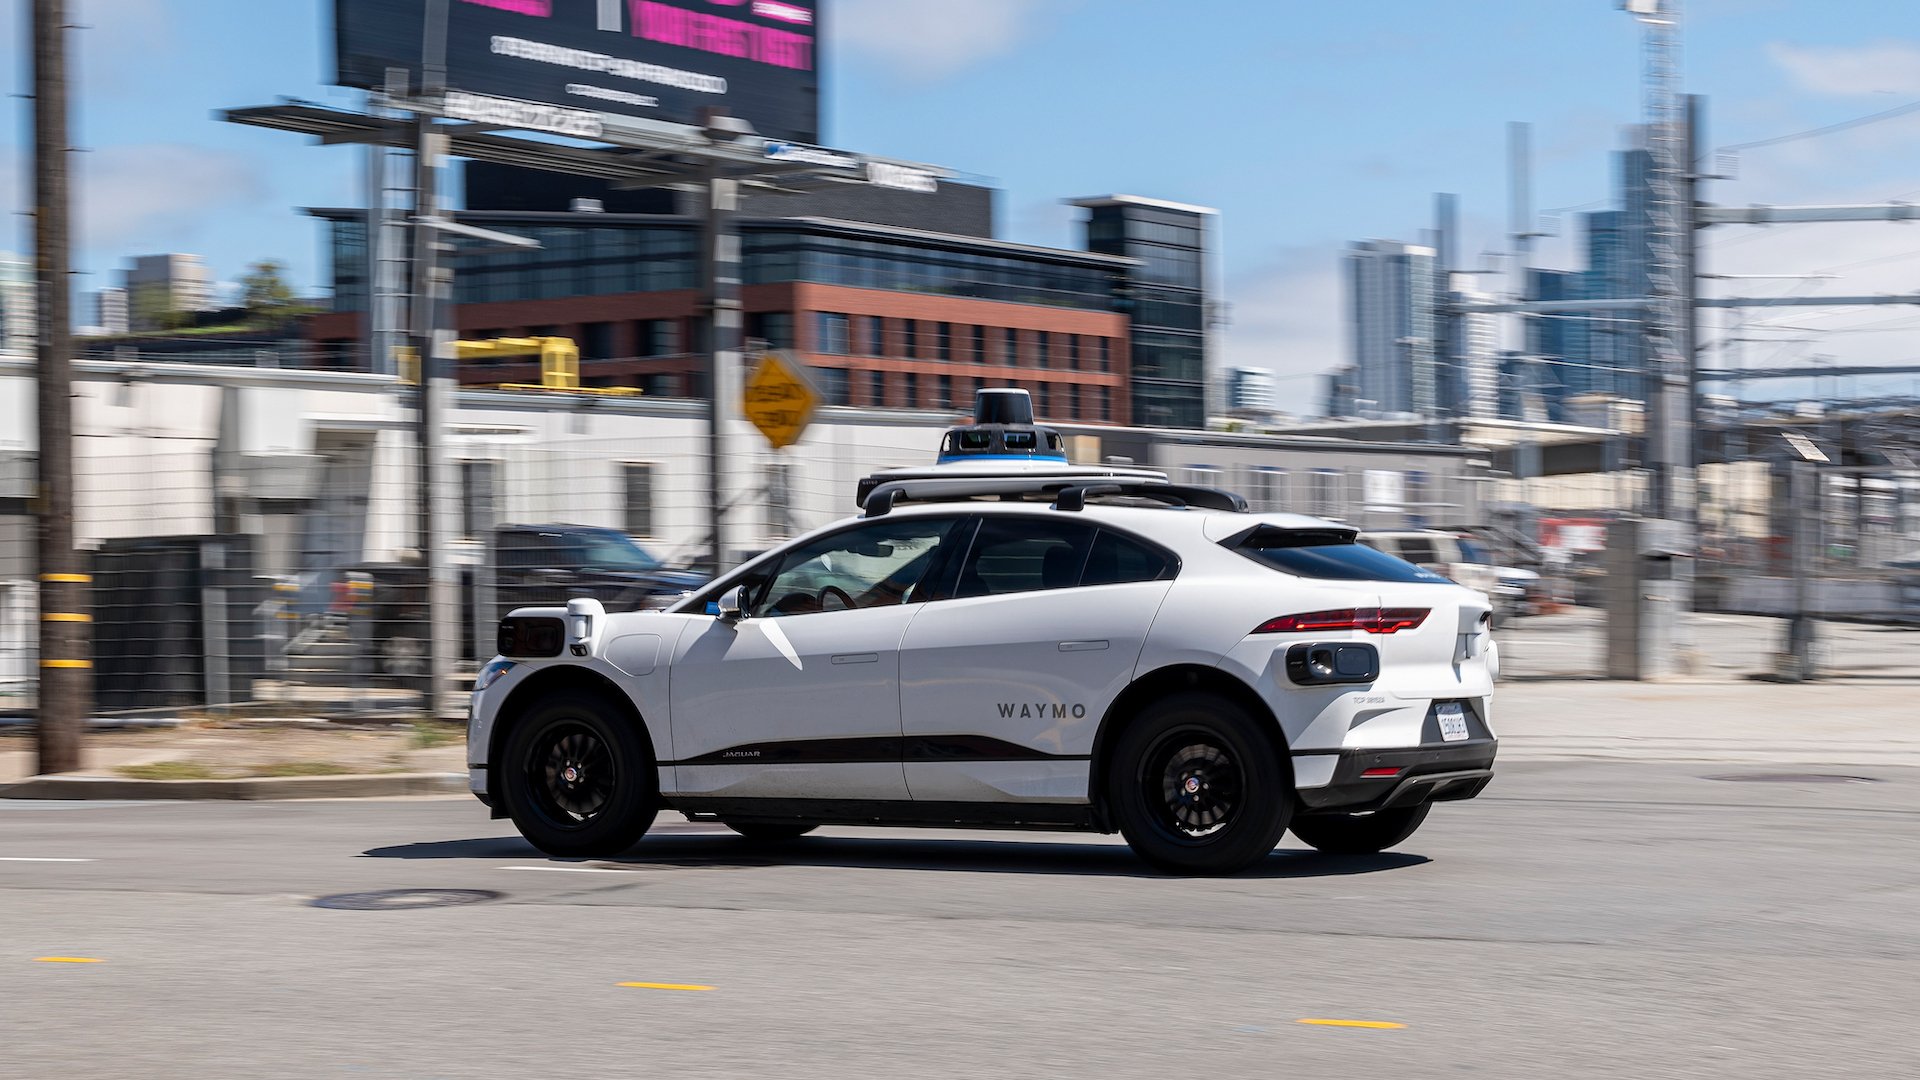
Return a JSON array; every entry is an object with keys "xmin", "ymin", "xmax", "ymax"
[{"xmin": 1437, "ymin": 703, "xmax": 1469, "ymax": 742}]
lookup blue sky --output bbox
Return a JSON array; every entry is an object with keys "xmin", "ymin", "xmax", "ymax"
[{"xmin": 5, "ymin": 0, "xmax": 1920, "ymax": 400}]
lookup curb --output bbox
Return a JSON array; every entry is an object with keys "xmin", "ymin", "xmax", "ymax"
[{"xmin": 0, "ymin": 772, "xmax": 467, "ymax": 801}]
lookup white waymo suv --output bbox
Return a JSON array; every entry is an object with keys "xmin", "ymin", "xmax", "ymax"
[{"xmin": 467, "ymin": 459, "xmax": 1499, "ymax": 875}]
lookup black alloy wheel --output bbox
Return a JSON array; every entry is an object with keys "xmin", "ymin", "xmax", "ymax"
[
  {"xmin": 501, "ymin": 690, "xmax": 656, "ymax": 858},
  {"xmin": 1107, "ymin": 691, "xmax": 1291, "ymax": 876}
]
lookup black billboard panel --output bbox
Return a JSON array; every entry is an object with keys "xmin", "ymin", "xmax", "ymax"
[{"xmin": 335, "ymin": 0, "xmax": 820, "ymax": 144}]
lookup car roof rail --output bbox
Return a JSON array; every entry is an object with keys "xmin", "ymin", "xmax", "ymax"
[
  {"xmin": 1054, "ymin": 482, "xmax": 1248, "ymax": 513},
  {"xmin": 860, "ymin": 475, "xmax": 1249, "ymax": 516}
]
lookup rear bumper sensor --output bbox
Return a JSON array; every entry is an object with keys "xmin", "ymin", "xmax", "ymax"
[{"xmin": 1296, "ymin": 740, "xmax": 1497, "ymax": 813}]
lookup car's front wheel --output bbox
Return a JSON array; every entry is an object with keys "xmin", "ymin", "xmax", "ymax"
[
  {"xmin": 500, "ymin": 690, "xmax": 656, "ymax": 858},
  {"xmin": 1290, "ymin": 804, "xmax": 1431, "ymax": 855},
  {"xmin": 1107, "ymin": 692, "xmax": 1291, "ymax": 875}
]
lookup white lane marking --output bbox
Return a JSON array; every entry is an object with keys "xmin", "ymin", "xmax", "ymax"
[
  {"xmin": 0, "ymin": 857, "xmax": 95, "ymax": 863},
  {"xmin": 497, "ymin": 865, "xmax": 635, "ymax": 874}
]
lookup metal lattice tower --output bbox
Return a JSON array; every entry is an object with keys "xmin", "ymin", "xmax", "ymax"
[{"xmin": 1631, "ymin": 0, "xmax": 1687, "ymax": 515}]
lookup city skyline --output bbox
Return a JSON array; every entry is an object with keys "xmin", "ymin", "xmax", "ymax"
[{"xmin": 3, "ymin": 1, "xmax": 1920, "ymax": 404}]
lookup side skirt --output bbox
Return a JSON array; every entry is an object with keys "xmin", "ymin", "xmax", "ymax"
[{"xmin": 665, "ymin": 796, "xmax": 1104, "ymax": 833}]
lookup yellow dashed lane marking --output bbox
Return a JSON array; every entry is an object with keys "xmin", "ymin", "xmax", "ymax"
[
  {"xmin": 34, "ymin": 957, "xmax": 104, "ymax": 964},
  {"xmin": 1297, "ymin": 1018, "xmax": 1405, "ymax": 1029},
  {"xmin": 618, "ymin": 982, "xmax": 713, "ymax": 992}
]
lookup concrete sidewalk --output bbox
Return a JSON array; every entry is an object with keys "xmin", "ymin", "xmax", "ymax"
[{"xmin": 1494, "ymin": 679, "xmax": 1920, "ymax": 767}]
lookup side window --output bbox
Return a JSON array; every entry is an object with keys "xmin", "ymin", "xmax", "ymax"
[
  {"xmin": 753, "ymin": 517, "xmax": 962, "ymax": 617},
  {"xmin": 953, "ymin": 517, "xmax": 1095, "ymax": 599},
  {"xmin": 1082, "ymin": 528, "xmax": 1176, "ymax": 587}
]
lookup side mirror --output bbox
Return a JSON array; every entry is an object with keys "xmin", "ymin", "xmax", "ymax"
[{"xmin": 716, "ymin": 585, "xmax": 749, "ymax": 622}]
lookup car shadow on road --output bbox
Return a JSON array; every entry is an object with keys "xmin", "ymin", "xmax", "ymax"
[{"xmin": 360, "ymin": 833, "xmax": 1431, "ymax": 880}]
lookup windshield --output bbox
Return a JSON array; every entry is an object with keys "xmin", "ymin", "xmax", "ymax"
[
  {"xmin": 1457, "ymin": 538, "xmax": 1492, "ymax": 564},
  {"xmin": 576, "ymin": 530, "xmax": 663, "ymax": 572}
]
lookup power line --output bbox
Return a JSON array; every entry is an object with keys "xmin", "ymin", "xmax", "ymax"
[{"xmin": 1717, "ymin": 98, "xmax": 1920, "ymax": 156}]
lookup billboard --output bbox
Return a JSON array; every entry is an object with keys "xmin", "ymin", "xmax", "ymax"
[{"xmin": 334, "ymin": 0, "xmax": 821, "ymax": 144}]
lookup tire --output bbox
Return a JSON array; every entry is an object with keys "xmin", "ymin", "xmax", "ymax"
[
  {"xmin": 721, "ymin": 821, "xmax": 819, "ymax": 843},
  {"xmin": 1290, "ymin": 804, "xmax": 1432, "ymax": 855},
  {"xmin": 1106, "ymin": 691, "xmax": 1292, "ymax": 876},
  {"xmin": 500, "ymin": 689, "xmax": 656, "ymax": 858}
]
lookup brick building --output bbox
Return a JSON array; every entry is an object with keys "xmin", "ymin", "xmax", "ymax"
[{"xmin": 308, "ymin": 175, "xmax": 1141, "ymax": 424}]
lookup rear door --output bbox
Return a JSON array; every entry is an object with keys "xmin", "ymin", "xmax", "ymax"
[{"xmin": 897, "ymin": 515, "xmax": 1176, "ymax": 803}]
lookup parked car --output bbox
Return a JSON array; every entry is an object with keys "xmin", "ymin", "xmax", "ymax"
[{"xmin": 1360, "ymin": 530, "xmax": 1542, "ymax": 622}]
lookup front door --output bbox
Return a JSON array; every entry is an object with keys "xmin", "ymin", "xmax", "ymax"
[{"xmin": 667, "ymin": 515, "xmax": 966, "ymax": 801}]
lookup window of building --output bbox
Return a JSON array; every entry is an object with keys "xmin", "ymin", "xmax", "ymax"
[
  {"xmin": 1098, "ymin": 386, "xmax": 1111, "ymax": 422},
  {"xmin": 866, "ymin": 315, "xmax": 885, "ymax": 356},
  {"xmin": 1248, "ymin": 468, "xmax": 1288, "ymax": 513},
  {"xmin": 936, "ymin": 321, "xmax": 952, "ymax": 361},
  {"xmin": 581, "ymin": 321, "xmax": 617, "ymax": 361},
  {"xmin": 904, "ymin": 371, "xmax": 919, "ymax": 408},
  {"xmin": 868, "ymin": 369, "xmax": 886, "ymax": 407},
  {"xmin": 622, "ymin": 462, "xmax": 656, "ymax": 538},
  {"xmin": 635, "ymin": 318, "xmax": 679, "ymax": 357},
  {"xmin": 816, "ymin": 366, "xmax": 849, "ymax": 406},
  {"xmin": 1037, "ymin": 382, "xmax": 1052, "ymax": 417},
  {"xmin": 971, "ymin": 324, "xmax": 986, "ymax": 364},
  {"xmin": 901, "ymin": 319, "xmax": 918, "ymax": 358},
  {"xmin": 1003, "ymin": 327, "xmax": 1020, "ymax": 366},
  {"xmin": 1037, "ymin": 332, "xmax": 1051, "ymax": 368},
  {"xmin": 1407, "ymin": 470, "xmax": 1431, "ymax": 527},
  {"xmin": 1066, "ymin": 334, "xmax": 1080, "ymax": 370},
  {"xmin": 953, "ymin": 517, "xmax": 1097, "ymax": 599},
  {"xmin": 1311, "ymin": 469, "xmax": 1340, "ymax": 517},
  {"xmin": 459, "ymin": 460, "xmax": 498, "ymax": 541},
  {"xmin": 1099, "ymin": 337, "xmax": 1111, "ymax": 372},
  {"xmin": 747, "ymin": 312, "xmax": 793, "ymax": 349},
  {"xmin": 937, "ymin": 374, "xmax": 953, "ymax": 409},
  {"xmin": 814, "ymin": 312, "xmax": 851, "ymax": 355}
]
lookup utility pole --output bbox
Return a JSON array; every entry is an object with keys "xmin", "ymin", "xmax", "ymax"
[
  {"xmin": 412, "ymin": 0, "xmax": 460, "ymax": 717},
  {"xmin": 32, "ymin": 0, "xmax": 87, "ymax": 774}
]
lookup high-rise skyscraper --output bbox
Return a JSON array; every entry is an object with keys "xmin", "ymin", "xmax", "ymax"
[
  {"xmin": 1346, "ymin": 239, "xmax": 1439, "ymax": 417},
  {"xmin": 90, "ymin": 287, "xmax": 129, "ymax": 336},
  {"xmin": 124, "ymin": 254, "xmax": 216, "ymax": 331},
  {"xmin": 1072, "ymin": 195, "xmax": 1216, "ymax": 428},
  {"xmin": 1446, "ymin": 272, "xmax": 1499, "ymax": 420},
  {"xmin": 1223, "ymin": 366, "xmax": 1277, "ymax": 414}
]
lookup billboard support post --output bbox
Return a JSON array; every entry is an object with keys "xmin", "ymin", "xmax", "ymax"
[
  {"xmin": 704, "ymin": 172, "xmax": 742, "ymax": 573},
  {"xmin": 408, "ymin": 112, "xmax": 460, "ymax": 718}
]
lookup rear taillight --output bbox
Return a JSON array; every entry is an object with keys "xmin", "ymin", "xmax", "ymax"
[{"xmin": 1253, "ymin": 608, "xmax": 1430, "ymax": 635}]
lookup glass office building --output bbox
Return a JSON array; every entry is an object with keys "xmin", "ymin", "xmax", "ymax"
[{"xmin": 1071, "ymin": 196, "xmax": 1216, "ymax": 429}]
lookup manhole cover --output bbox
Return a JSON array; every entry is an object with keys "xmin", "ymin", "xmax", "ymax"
[
  {"xmin": 1703, "ymin": 773, "xmax": 1879, "ymax": 785},
  {"xmin": 310, "ymin": 889, "xmax": 502, "ymax": 911}
]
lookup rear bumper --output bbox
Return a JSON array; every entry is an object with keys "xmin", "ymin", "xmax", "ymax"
[{"xmin": 1295, "ymin": 739, "xmax": 1497, "ymax": 813}]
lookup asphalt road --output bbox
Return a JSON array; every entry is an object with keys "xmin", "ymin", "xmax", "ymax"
[{"xmin": 4, "ymin": 762, "xmax": 1918, "ymax": 1079}]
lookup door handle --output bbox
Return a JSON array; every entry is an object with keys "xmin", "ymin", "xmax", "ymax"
[
  {"xmin": 1058, "ymin": 640, "xmax": 1110, "ymax": 652},
  {"xmin": 831, "ymin": 652, "xmax": 880, "ymax": 665}
]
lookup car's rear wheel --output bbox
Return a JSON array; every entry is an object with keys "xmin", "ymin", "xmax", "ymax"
[
  {"xmin": 1290, "ymin": 804, "xmax": 1431, "ymax": 855},
  {"xmin": 501, "ymin": 690, "xmax": 655, "ymax": 858},
  {"xmin": 1107, "ymin": 692, "xmax": 1291, "ymax": 875},
  {"xmin": 721, "ymin": 821, "xmax": 819, "ymax": 843}
]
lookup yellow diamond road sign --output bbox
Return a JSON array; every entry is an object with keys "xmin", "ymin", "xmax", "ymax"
[{"xmin": 742, "ymin": 351, "xmax": 820, "ymax": 450}]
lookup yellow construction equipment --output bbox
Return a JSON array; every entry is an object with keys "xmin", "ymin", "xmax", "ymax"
[{"xmin": 401, "ymin": 336, "xmax": 641, "ymax": 396}]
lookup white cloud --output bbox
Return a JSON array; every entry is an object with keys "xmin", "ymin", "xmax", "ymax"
[
  {"xmin": 1767, "ymin": 40, "xmax": 1920, "ymax": 97},
  {"xmin": 75, "ymin": 143, "xmax": 266, "ymax": 255},
  {"xmin": 1219, "ymin": 251, "xmax": 1345, "ymax": 414},
  {"xmin": 831, "ymin": 0, "xmax": 1064, "ymax": 81}
]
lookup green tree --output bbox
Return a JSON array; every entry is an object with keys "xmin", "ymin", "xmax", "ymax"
[
  {"xmin": 129, "ymin": 282, "xmax": 185, "ymax": 332},
  {"xmin": 240, "ymin": 260, "xmax": 295, "ymax": 321}
]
